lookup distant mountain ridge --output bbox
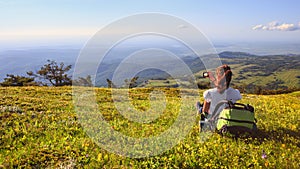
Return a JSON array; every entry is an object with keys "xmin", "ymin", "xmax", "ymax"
[
  {"xmin": 218, "ymin": 51, "xmax": 257, "ymax": 58},
  {"xmin": 0, "ymin": 49, "xmax": 299, "ymax": 89}
]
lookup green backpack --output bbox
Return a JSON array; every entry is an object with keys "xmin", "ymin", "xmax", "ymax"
[{"xmin": 213, "ymin": 101, "xmax": 257, "ymax": 134}]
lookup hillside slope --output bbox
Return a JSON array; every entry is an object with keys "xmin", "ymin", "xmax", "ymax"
[
  {"xmin": 0, "ymin": 87, "xmax": 299, "ymax": 168},
  {"xmin": 144, "ymin": 52, "xmax": 300, "ymax": 91}
]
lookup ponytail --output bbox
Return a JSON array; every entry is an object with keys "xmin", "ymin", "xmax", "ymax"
[{"xmin": 215, "ymin": 65, "xmax": 232, "ymax": 93}]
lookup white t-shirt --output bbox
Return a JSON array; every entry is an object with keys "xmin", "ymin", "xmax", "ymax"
[{"xmin": 203, "ymin": 87, "xmax": 242, "ymax": 115}]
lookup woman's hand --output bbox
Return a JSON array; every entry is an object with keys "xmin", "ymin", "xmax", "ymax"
[{"xmin": 208, "ymin": 71, "xmax": 217, "ymax": 84}]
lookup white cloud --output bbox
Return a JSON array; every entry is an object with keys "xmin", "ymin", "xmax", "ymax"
[
  {"xmin": 177, "ymin": 24, "xmax": 188, "ymax": 29},
  {"xmin": 252, "ymin": 24, "xmax": 263, "ymax": 30},
  {"xmin": 252, "ymin": 21, "xmax": 300, "ymax": 31}
]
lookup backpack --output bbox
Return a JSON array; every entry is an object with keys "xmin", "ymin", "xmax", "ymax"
[
  {"xmin": 209, "ymin": 100, "xmax": 257, "ymax": 136},
  {"xmin": 216, "ymin": 101, "xmax": 257, "ymax": 135}
]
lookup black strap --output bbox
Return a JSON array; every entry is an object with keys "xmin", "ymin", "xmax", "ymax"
[{"xmin": 218, "ymin": 117, "xmax": 256, "ymax": 124}]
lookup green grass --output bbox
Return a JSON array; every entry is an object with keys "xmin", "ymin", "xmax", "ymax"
[
  {"xmin": 226, "ymin": 62, "xmax": 300, "ymax": 88},
  {"xmin": 145, "ymin": 80, "xmax": 178, "ymax": 88},
  {"xmin": 0, "ymin": 87, "xmax": 299, "ymax": 168},
  {"xmin": 233, "ymin": 68, "xmax": 300, "ymax": 88}
]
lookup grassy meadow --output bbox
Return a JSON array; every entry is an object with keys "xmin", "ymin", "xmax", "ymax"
[{"xmin": 0, "ymin": 86, "xmax": 299, "ymax": 168}]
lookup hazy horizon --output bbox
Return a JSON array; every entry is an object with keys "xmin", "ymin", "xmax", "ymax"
[
  {"xmin": 1, "ymin": 0, "xmax": 300, "ymax": 81},
  {"xmin": 1, "ymin": 40, "xmax": 300, "ymax": 56}
]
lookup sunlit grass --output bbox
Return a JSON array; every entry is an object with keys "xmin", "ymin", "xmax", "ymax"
[{"xmin": 0, "ymin": 87, "xmax": 299, "ymax": 168}]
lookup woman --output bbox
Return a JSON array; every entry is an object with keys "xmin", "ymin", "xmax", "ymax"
[{"xmin": 197, "ymin": 64, "xmax": 242, "ymax": 131}]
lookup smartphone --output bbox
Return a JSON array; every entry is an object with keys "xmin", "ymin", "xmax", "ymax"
[{"xmin": 203, "ymin": 72, "xmax": 209, "ymax": 78}]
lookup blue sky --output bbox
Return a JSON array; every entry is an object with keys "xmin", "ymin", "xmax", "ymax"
[{"xmin": 0, "ymin": 0, "xmax": 300, "ymax": 49}]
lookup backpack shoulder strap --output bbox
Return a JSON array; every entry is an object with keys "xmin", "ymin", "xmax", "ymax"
[
  {"xmin": 230, "ymin": 102, "xmax": 255, "ymax": 112},
  {"xmin": 209, "ymin": 100, "xmax": 230, "ymax": 121}
]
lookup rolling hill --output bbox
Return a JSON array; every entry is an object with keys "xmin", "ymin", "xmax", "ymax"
[
  {"xmin": 0, "ymin": 48, "xmax": 299, "ymax": 91},
  {"xmin": 124, "ymin": 51, "xmax": 300, "ymax": 91}
]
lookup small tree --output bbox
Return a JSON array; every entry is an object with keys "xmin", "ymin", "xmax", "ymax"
[
  {"xmin": 124, "ymin": 76, "xmax": 139, "ymax": 88},
  {"xmin": 0, "ymin": 74, "xmax": 39, "ymax": 87},
  {"xmin": 27, "ymin": 60, "xmax": 72, "ymax": 86},
  {"xmin": 73, "ymin": 75, "xmax": 93, "ymax": 87},
  {"xmin": 106, "ymin": 79, "xmax": 116, "ymax": 88}
]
